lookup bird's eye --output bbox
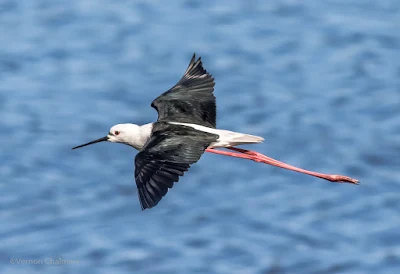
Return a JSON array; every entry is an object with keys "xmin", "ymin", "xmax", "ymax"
[{"xmin": 114, "ymin": 131, "xmax": 120, "ymax": 136}]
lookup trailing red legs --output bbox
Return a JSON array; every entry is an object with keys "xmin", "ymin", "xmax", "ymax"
[{"xmin": 205, "ymin": 147, "xmax": 359, "ymax": 184}]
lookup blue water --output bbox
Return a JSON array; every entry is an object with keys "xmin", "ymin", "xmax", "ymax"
[{"xmin": 1, "ymin": 1, "xmax": 399, "ymax": 273}]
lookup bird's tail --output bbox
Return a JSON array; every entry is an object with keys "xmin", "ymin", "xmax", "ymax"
[
  {"xmin": 207, "ymin": 128, "xmax": 265, "ymax": 148},
  {"xmin": 231, "ymin": 133, "xmax": 264, "ymax": 145}
]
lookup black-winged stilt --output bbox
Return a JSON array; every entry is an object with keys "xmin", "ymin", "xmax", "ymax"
[{"xmin": 73, "ymin": 54, "xmax": 358, "ymax": 210}]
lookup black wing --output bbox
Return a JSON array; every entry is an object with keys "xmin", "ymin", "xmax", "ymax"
[
  {"xmin": 134, "ymin": 122, "xmax": 218, "ymax": 210},
  {"xmin": 151, "ymin": 54, "xmax": 217, "ymax": 128}
]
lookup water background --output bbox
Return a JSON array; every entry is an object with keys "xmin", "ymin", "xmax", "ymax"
[{"xmin": 1, "ymin": 1, "xmax": 399, "ymax": 273}]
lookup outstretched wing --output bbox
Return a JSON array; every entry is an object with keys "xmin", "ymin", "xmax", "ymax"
[
  {"xmin": 151, "ymin": 54, "xmax": 217, "ymax": 128},
  {"xmin": 134, "ymin": 122, "xmax": 218, "ymax": 210}
]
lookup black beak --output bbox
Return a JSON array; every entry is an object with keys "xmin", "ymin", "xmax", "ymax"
[{"xmin": 72, "ymin": 136, "xmax": 108, "ymax": 150}]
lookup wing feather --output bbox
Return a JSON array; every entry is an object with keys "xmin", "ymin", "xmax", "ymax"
[
  {"xmin": 151, "ymin": 54, "xmax": 216, "ymax": 128},
  {"xmin": 134, "ymin": 122, "xmax": 218, "ymax": 210}
]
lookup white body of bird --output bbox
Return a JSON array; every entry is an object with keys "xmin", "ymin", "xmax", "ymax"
[
  {"xmin": 168, "ymin": 122, "xmax": 264, "ymax": 148},
  {"xmin": 107, "ymin": 122, "xmax": 264, "ymax": 150}
]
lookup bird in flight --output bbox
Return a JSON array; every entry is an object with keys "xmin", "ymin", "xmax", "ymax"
[{"xmin": 73, "ymin": 54, "xmax": 358, "ymax": 210}]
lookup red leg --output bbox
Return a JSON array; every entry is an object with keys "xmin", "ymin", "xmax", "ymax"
[{"xmin": 205, "ymin": 148, "xmax": 359, "ymax": 184}]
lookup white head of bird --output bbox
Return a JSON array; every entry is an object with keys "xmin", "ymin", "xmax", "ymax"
[{"xmin": 72, "ymin": 123, "xmax": 151, "ymax": 151}]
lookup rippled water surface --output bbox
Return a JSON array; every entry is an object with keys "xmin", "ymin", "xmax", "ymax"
[{"xmin": 1, "ymin": 1, "xmax": 399, "ymax": 273}]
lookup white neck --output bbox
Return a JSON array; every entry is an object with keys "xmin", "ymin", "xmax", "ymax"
[{"xmin": 129, "ymin": 123, "xmax": 153, "ymax": 150}]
